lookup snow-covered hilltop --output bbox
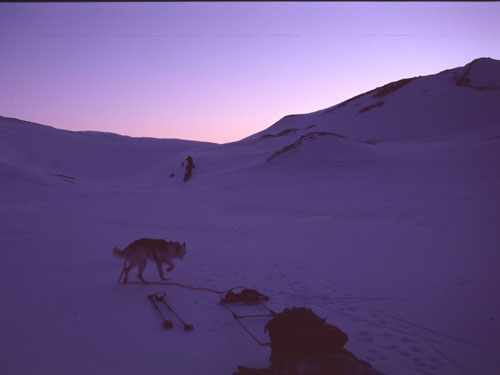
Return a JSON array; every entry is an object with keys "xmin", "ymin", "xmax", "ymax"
[
  {"xmin": 183, "ymin": 57, "xmax": 500, "ymax": 184},
  {"xmin": 1, "ymin": 58, "xmax": 499, "ymax": 375},
  {"xmin": 246, "ymin": 57, "xmax": 500, "ymax": 142},
  {"xmin": 0, "ymin": 115, "xmax": 214, "ymax": 190}
]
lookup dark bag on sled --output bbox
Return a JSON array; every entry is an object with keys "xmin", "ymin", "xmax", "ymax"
[
  {"xmin": 264, "ymin": 307, "xmax": 349, "ymax": 370},
  {"xmin": 234, "ymin": 307, "xmax": 384, "ymax": 375}
]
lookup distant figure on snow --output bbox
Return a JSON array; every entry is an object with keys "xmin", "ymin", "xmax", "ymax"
[{"xmin": 183, "ymin": 155, "xmax": 196, "ymax": 182}]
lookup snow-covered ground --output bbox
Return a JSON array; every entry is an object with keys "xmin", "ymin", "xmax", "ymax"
[{"xmin": 1, "ymin": 58, "xmax": 499, "ymax": 375}]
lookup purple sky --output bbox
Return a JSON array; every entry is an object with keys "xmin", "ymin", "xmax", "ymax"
[{"xmin": 1, "ymin": 2, "xmax": 499, "ymax": 143}]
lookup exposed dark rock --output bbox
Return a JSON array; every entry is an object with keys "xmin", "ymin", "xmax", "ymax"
[
  {"xmin": 322, "ymin": 89, "xmax": 377, "ymax": 116},
  {"xmin": 267, "ymin": 132, "xmax": 347, "ymax": 162},
  {"xmin": 453, "ymin": 59, "xmax": 498, "ymax": 91},
  {"xmin": 371, "ymin": 77, "xmax": 416, "ymax": 99},
  {"xmin": 261, "ymin": 128, "xmax": 299, "ymax": 139},
  {"xmin": 359, "ymin": 101, "xmax": 384, "ymax": 113},
  {"xmin": 321, "ymin": 77, "xmax": 415, "ymax": 117},
  {"xmin": 479, "ymin": 135, "xmax": 500, "ymax": 141},
  {"xmin": 47, "ymin": 172, "xmax": 77, "ymax": 184}
]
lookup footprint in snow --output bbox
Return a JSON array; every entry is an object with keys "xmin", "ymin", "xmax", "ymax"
[{"xmin": 397, "ymin": 350, "xmax": 411, "ymax": 357}]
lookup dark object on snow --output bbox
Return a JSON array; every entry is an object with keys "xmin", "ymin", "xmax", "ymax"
[
  {"xmin": 148, "ymin": 293, "xmax": 173, "ymax": 329},
  {"xmin": 222, "ymin": 289, "xmax": 270, "ymax": 305},
  {"xmin": 265, "ymin": 307, "xmax": 348, "ymax": 372},
  {"xmin": 221, "ymin": 288, "xmax": 275, "ymax": 346},
  {"xmin": 169, "ymin": 172, "xmax": 175, "ymax": 178},
  {"xmin": 234, "ymin": 366, "xmax": 272, "ymax": 375},
  {"xmin": 359, "ymin": 101, "xmax": 384, "ymax": 113},
  {"xmin": 148, "ymin": 292, "xmax": 194, "ymax": 331},
  {"xmin": 233, "ymin": 307, "xmax": 384, "ymax": 375},
  {"xmin": 183, "ymin": 155, "xmax": 196, "ymax": 182}
]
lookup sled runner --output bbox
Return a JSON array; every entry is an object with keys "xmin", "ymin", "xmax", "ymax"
[{"xmin": 220, "ymin": 289, "xmax": 276, "ymax": 346}]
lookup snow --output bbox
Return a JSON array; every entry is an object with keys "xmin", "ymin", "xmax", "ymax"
[
  {"xmin": 453, "ymin": 57, "xmax": 500, "ymax": 89},
  {"xmin": 1, "ymin": 58, "xmax": 500, "ymax": 375},
  {"xmin": 247, "ymin": 59, "xmax": 500, "ymax": 143}
]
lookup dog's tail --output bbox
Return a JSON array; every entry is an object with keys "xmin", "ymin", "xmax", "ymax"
[
  {"xmin": 113, "ymin": 246, "xmax": 127, "ymax": 258},
  {"xmin": 114, "ymin": 247, "xmax": 131, "ymax": 284}
]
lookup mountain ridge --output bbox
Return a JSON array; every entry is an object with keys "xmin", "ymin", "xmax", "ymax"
[
  {"xmin": 1, "ymin": 57, "xmax": 499, "ymax": 187},
  {"xmin": 244, "ymin": 57, "xmax": 500, "ymax": 143},
  {"xmin": 2, "ymin": 57, "xmax": 499, "ymax": 145},
  {"xmin": 0, "ymin": 115, "xmax": 214, "ymax": 188}
]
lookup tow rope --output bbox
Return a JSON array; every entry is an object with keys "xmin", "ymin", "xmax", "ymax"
[
  {"xmin": 120, "ymin": 280, "xmax": 247, "ymax": 295},
  {"xmin": 121, "ymin": 281, "xmax": 273, "ymax": 346}
]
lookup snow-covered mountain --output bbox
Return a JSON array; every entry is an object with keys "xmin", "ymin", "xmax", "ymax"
[
  {"xmin": 246, "ymin": 57, "xmax": 500, "ymax": 142},
  {"xmin": 2, "ymin": 57, "xmax": 499, "ymax": 189},
  {"xmin": 0, "ymin": 115, "xmax": 214, "ymax": 190},
  {"xmin": 180, "ymin": 57, "xmax": 500, "ymax": 188},
  {"xmin": 1, "ymin": 58, "xmax": 499, "ymax": 375}
]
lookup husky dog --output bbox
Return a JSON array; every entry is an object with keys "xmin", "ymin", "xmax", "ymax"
[{"xmin": 113, "ymin": 238, "xmax": 186, "ymax": 283}]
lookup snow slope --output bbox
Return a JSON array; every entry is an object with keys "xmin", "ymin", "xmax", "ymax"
[
  {"xmin": 0, "ymin": 115, "xmax": 214, "ymax": 190},
  {"xmin": 1, "ymin": 58, "xmax": 499, "ymax": 375},
  {"xmin": 244, "ymin": 57, "xmax": 500, "ymax": 143}
]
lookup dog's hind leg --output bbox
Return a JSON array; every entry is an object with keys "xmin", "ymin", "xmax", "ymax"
[
  {"xmin": 137, "ymin": 262, "xmax": 148, "ymax": 283},
  {"xmin": 122, "ymin": 262, "xmax": 136, "ymax": 283}
]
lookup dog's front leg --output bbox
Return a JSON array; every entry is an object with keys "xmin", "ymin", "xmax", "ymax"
[
  {"xmin": 166, "ymin": 261, "xmax": 175, "ymax": 272},
  {"xmin": 155, "ymin": 261, "xmax": 168, "ymax": 280}
]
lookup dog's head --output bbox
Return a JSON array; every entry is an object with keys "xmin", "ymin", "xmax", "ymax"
[{"xmin": 175, "ymin": 241, "xmax": 187, "ymax": 259}]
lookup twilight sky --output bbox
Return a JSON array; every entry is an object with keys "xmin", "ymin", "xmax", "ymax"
[{"xmin": 1, "ymin": 2, "xmax": 499, "ymax": 143}]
